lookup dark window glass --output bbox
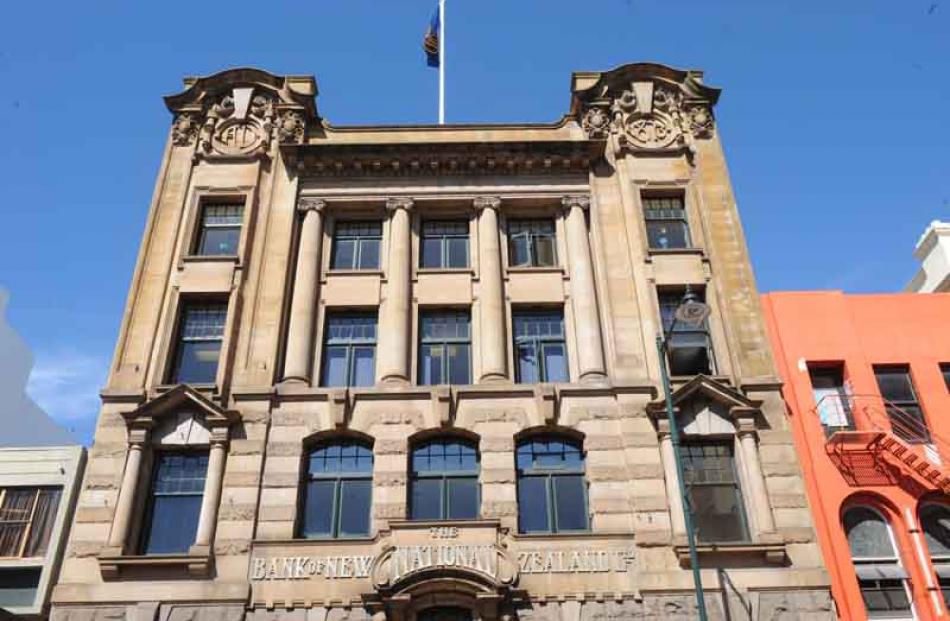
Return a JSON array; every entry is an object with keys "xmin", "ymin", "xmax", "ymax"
[
  {"xmin": 410, "ymin": 439, "xmax": 479, "ymax": 520},
  {"xmin": 195, "ymin": 203, "xmax": 243, "ymax": 256},
  {"xmin": 301, "ymin": 441, "xmax": 374, "ymax": 538},
  {"xmin": 419, "ymin": 311, "xmax": 471, "ymax": 385},
  {"xmin": 941, "ymin": 364, "xmax": 950, "ymax": 392},
  {"xmin": 417, "ymin": 608, "xmax": 472, "ymax": 621},
  {"xmin": 844, "ymin": 506, "xmax": 912, "ymax": 617},
  {"xmin": 421, "ymin": 221, "xmax": 469, "ymax": 269},
  {"xmin": 508, "ymin": 219, "xmax": 557, "ymax": 268},
  {"xmin": 320, "ymin": 314, "xmax": 377, "ymax": 388},
  {"xmin": 873, "ymin": 365, "xmax": 929, "ymax": 444},
  {"xmin": 643, "ymin": 195, "xmax": 690, "ymax": 250},
  {"xmin": 140, "ymin": 452, "xmax": 208, "ymax": 554},
  {"xmin": 659, "ymin": 290, "xmax": 714, "ymax": 376},
  {"xmin": 513, "ymin": 310, "xmax": 568, "ymax": 383},
  {"xmin": 0, "ymin": 487, "xmax": 62, "ymax": 558},
  {"xmin": 808, "ymin": 365, "xmax": 854, "ymax": 435},
  {"xmin": 0, "ymin": 568, "xmax": 41, "ymax": 608},
  {"xmin": 679, "ymin": 440, "xmax": 749, "ymax": 543},
  {"xmin": 515, "ymin": 437, "xmax": 587, "ymax": 533},
  {"xmin": 331, "ymin": 221, "xmax": 382, "ymax": 270},
  {"xmin": 920, "ymin": 504, "xmax": 950, "ymax": 558},
  {"xmin": 169, "ymin": 302, "xmax": 227, "ymax": 384}
]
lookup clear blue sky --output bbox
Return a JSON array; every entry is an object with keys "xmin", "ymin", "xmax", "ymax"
[{"xmin": 0, "ymin": 0, "xmax": 947, "ymax": 444}]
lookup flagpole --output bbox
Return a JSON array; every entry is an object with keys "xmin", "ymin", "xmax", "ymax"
[{"xmin": 438, "ymin": 0, "xmax": 445, "ymax": 125}]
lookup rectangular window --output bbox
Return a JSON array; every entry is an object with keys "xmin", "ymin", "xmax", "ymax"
[
  {"xmin": 0, "ymin": 568, "xmax": 41, "ymax": 608},
  {"xmin": 421, "ymin": 220, "xmax": 469, "ymax": 269},
  {"xmin": 513, "ymin": 310, "xmax": 568, "ymax": 383},
  {"xmin": 331, "ymin": 221, "xmax": 382, "ymax": 270},
  {"xmin": 169, "ymin": 301, "xmax": 227, "ymax": 385},
  {"xmin": 658, "ymin": 290, "xmax": 715, "ymax": 376},
  {"xmin": 140, "ymin": 452, "xmax": 208, "ymax": 555},
  {"xmin": 643, "ymin": 194, "xmax": 690, "ymax": 250},
  {"xmin": 0, "ymin": 487, "xmax": 62, "ymax": 559},
  {"xmin": 320, "ymin": 313, "xmax": 378, "ymax": 388},
  {"xmin": 194, "ymin": 202, "xmax": 243, "ymax": 256},
  {"xmin": 418, "ymin": 310, "xmax": 471, "ymax": 385},
  {"xmin": 873, "ymin": 365, "xmax": 929, "ymax": 444},
  {"xmin": 679, "ymin": 440, "xmax": 749, "ymax": 543},
  {"xmin": 808, "ymin": 364, "xmax": 854, "ymax": 435},
  {"xmin": 941, "ymin": 363, "xmax": 950, "ymax": 392},
  {"xmin": 508, "ymin": 219, "xmax": 557, "ymax": 268}
]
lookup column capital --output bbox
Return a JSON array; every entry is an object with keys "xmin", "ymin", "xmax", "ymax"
[
  {"xmin": 473, "ymin": 196, "xmax": 501, "ymax": 212},
  {"xmin": 127, "ymin": 428, "xmax": 150, "ymax": 445},
  {"xmin": 561, "ymin": 194, "xmax": 591, "ymax": 212},
  {"xmin": 297, "ymin": 197, "xmax": 327, "ymax": 213},
  {"xmin": 385, "ymin": 197, "xmax": 414, "ymax": 213}
]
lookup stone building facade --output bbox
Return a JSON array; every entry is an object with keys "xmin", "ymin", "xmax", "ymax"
[{"xmin": 50, "ymin": 64, "xmax": 832, "ymax": 621}]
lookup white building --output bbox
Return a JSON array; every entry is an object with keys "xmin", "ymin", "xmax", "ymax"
[{"xmin": 907, "ymin": 220, "xmax": 950, "ymax": 293}]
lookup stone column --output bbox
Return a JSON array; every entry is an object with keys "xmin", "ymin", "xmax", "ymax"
[
  {"xmin": 107, "ymin": 430, "xmax": 148, "ymax": 550},
  {"xmin": 562, "ymin": 195, "xmax": 606, "ymax": 383},
  {"xmin": 737, "ymin": 419, "xmax": 776, "ymax": 535},
  {"xmin": 377, "ymin": 198, "xmax": 413, "ymax": 385},
  {"xmin": 192, "ymin": 435, "xmax": 228, "ymax": 552},
  {"xmin": 282, "ymin": 198, "xmax": 326, "ymax": 384},
  {"xmin": 475, "ymin": 197, "xmax": 508, "ymax": 383},
  {"xmin": 657, "ymin": 422, "xmax": 686, "ymax": 538}
]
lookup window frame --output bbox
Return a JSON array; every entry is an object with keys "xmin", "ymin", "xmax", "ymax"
[
  {"xmin": 678, "ymin": 437, "xmax": 751, "ymax": 544},
  {"xmin": 940, "ymin": 363, "xmax": 950, "ymax": 393},
  {"xmin": 642, "ymin": 192, "xmax": 692, "ymax": 250},
  {"xmin": 330, "ymin": 220, "xmax": 383, "ymax": 271},
  {"xmin": 418, "ymin": 310, "xmax": 472, "ymax": 386},
  {"xmin": 873, "ymin": 365, "xmax": 930, "ymax": 444},
  {"xmin": 515, "ymin": 435, "xmax": 589, "ymax": 534},
  {"xmin": 512, "ymin": 309, "xmax": 569, "ymax": 384},
  {"xmin": 506, "ymin": 218, "xmax": 558, "ymax": 268},
  {"xmin": 319, "ymin": 312, "xmax": 378, "ymax": 388},
  {"xmin": 408, "ymin": 437, "xmax": 480, "ymax": 521},
  {"xmin": 807, "ymin": 364, "xmax": 855, "ymax": 436},
  {"xmin": 167, "ymin": 299, "xmax": 229, "ymax": 386},
  {"xmin": 419, "ymin": 220, "xmax": 470, "ymax": 269},
  {"xmin": 919, "ymin": 502, "xmax": 950, "ymax": 607},
  {"xmin": 0, "ymin": 487, "xmax": 62, "ymax": 560},
  {"xmin": 192, "ymin": 201, "xmax": 245, "ymax": 257},
  {"xmin": 299, "ymin": 440, "xmax": 374, "ymax": 540},
  {"xmin": 843, "ymin": 505, "xmax": 914, "ymax": 619},
  {"xmin": 137, "ymin": 449, "xmax": 210, "ymax": 556},
  {"xmin": 657, "ymin": 289, "xmax": 716, "ymax": 376}
]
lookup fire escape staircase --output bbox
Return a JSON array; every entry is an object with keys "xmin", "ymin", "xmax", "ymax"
[{"xmin": 818, "ymin": 395, "xmax": 950, "ymax": 494}]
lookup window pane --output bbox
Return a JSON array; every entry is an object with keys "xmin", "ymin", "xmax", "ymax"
[
  {"xmin": 942, "ymin": 364, "xmax": 950, "ymax": 392},
  {"xmin": 921, "ymin": 504, "xmax": 950, "ymax": 557},
  {"xmin": 422, "ymin": 237, "xmax": 443, "ymax": 268},
  {"xmin": 420, "ymin": 344, "xmax": 444, "ymax": 385},
  {"xmin": 0, "ymin": 568, "xmax": 41, "ymax": 608},
  {"xmin": 844, "ymin": 507, "xmax": 896, "ymax": 559},
  {"xmin": 321, "ymin": 346, "xmax": 348, "ymax": 387},
  {"xmin": 874, "ymin": 367, "xmax": 917, "ymax": 402},
  {"xmin": 302, "ymin": 480, "xmax": 336, "ymax": 537},
  {"xmin": 142, "ymin": 494, "xmax": 203, "ymax": 554},
  {"xmin": 542, "ymin": 343, "xmax": 568, "ymax": 382},
  {"xmin": 0, "ymin": 524, "xmax": 26, "ymax": 558},
  {"xmin": 517, "ymin": 343, "xmax": 539, "ymax": 384},
  {"xmin": 410, "ymin": 478, "xmax": 443, "ymax": 520},
  {"xmin": 517, "ymin": 477, "xmax": 550, "ymax": 533},
  {"xmin": 668, "ymin": 342, "xmax": 712, "ymax": 376},
  {"xmin": 173, "ymin": 340, "xmax": 222, "ymax": 384},
  {"xmin": 24, "ymin": 489, "xmax": 61, "ymax": 557},
  {"xmin": 338, "ymin": 479, "xmax": 372, "ymax": 536},
  {"xmin": 357, "ymin": 239, "xmax": 380, "ymax": 269},
  {"xmin": 352, "ymin": 346, "xmax": 376, "ymax": 387},
  {"xmin": 553, "ymin": 474, "xmax": 588, "ymax": 531},
  {"xmin": 533, "ymin": 235, "xmax": 556, "ymax": 267},
  {"xmin": 689, "ymin": 485, "xmax": 748, "ymax": 542},
  {"xmin": 447, "ymin": 237, "xmax": 469, "ymax": 268},
  {"xmin": 447, "ymin": 477, "xmax": 479, "ymax": 519},
  {"xmin": 198, "ymin": 227, "xmax": 241, "ymax": 255},
  {"xmin": 509, "ymin": 236, "xmax": 529, "ymax": 267},
  {"xmin": 646, "ymin": 221, "xmax": 689, "ymax": 250},
  {"xmin": 447, "ymin": 344, "xmax": 471, "ymax": 385},
  {"xmin": 331, "ymin": 238, "xmax": 355, "ymax": 269}
]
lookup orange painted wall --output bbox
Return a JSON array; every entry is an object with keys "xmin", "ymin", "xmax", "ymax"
[{"xmin": 762, "ymin": 291, "xmax": 950, "ymax": 621}]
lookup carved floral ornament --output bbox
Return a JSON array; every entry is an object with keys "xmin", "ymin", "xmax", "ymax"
[
  {"xmin": 171, "ymin": 85, "xmax": 309, "ymax": 157},
  {"xmin": 580, "ymin": 79, "xmax": 715, "ymax": 152}
]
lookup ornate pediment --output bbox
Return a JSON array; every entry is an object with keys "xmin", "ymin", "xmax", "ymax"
[
  {"xmin": 164, "ymin": 68, "xmax": 318, "ymax": 159},
  {"xmin": 646, "ymin": 375, "xmax": 761, "ymax": 422},
  {"xmin": 571, "ymin": 63, "xmax": 720, "ymax": 155},
  {"xmin": 121, "ymin": 384, "xmax": 238, "ymax": 437}
]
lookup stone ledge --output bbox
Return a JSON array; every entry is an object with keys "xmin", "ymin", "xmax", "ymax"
[
  {"xmin": 673, "ymin": 541, "xmax": 787, "ymax": 568},
  {"xmin": 96, "ymin": 550, "xmax": 213, "ymax": 579}
]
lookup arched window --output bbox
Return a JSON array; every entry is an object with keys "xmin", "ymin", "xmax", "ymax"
[
  {"xmin": 843, "ymin": 506, "xmax": 911, "ymax": 617},
  {"xmin": 409, "ymin": 438, "xmax": 479, "ymax": 520},
  {"xmin": 300, "ymin": 440, "xmax": 373, "ymax": 538},
  {"xmin": 515, "ymin": 436, "xmax": 588, "ymax": 533},
  {"xmin": 920, "ymin": 502, "xmax": 950, "ymax": 605}
]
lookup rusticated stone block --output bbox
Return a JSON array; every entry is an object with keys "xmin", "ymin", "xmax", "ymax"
[
  {"xmin": 629, "ymin": 463, "xmax": 664, "ymax": 479},
  {"xmin": 375, "ymin": 438, "xmax": 408, "ymax": 454},
  {"xmin": 585, "ymin": 434, "xmax": 624, "ymax": 450},
  {"xmin": 480, "ymin": 436, "xmax": 515, "ymax": 452},
  {"xmin": 781, "ymin": 526, "xmax": 818, "ymax": 543},
  {"xmin": 223, "ymin": 471, "xmax": 261, "ymax": 487},
  {"xmin": 230, "ymin": 439, "xmax": 266, "ymax": 455},
  {"xmin": 375, "ymin": 471, "xmax": 407, "ymax": 486},
  {"xmin": 213, "ymin": 538, "xmax": 252, "ymax": 556},
  {"xmin": 481, "ymin": 468, "xmax": 516, "ymax": 484},
  {"xmin": 631, "ymin": 494, "xmax": 670, "ymax": 512},
  {"xmin": 757, "ymin": 589, "xmax": 834, "ymax": 620},
  {"xmin": 218, "ymin": 502, "xmax": 258, "ymax": 521},
  {"xmin": 261, "ymin": 472, "xmax": 299, "ymax": 488},
  {"xmin": 67, "ymin": 541, "xmax": 103, "ymax": 558},
  {"xmin": 623, "ymin": 432, "xmax": 660, "ymax": 448},
  {"xmin": 259, "ymin": 504, "xmax": 297, "ymax": 522},
  {"xmin": 587, "ymin": 465, "xmax": 629, "ymax": 482},
  {"xmin": 267, "ymin": 441, "xmax": 304, "ymax": 456},
  {"xmin": 84, "ymin": 475, "xmax": 120, "ymax": 490},
  {"xmin": 373, "ymin": 503, "xmax": 406, "ymax": 519},
  {"xmin": 482, "ymin": 501, "xmax": 518, "ymax": 517},
  {"xmin": 73, "ymin": 506, "xmax": 115, "ymax": 523},
  {"xmin": 770, "ymin": 493, "xmax": 809, "ymax": 508}
]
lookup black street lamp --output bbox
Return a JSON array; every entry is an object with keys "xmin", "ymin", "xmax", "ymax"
[{"xmin": 655, "ymin": 287, "xmax": 711, "ymax": 621}]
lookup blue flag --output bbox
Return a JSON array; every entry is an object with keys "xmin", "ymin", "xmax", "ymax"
[{"xmin": 423, "ymin": 5, "xmax": 440, "ymax": 68}]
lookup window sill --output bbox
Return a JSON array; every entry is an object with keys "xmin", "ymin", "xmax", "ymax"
[
  {"xmin": 97, "ymin": 551, "xmax": 213, "ymax": 579},
  {"xmin": 506, "ymin": 266, "xmax": 564, "ymax": 275},
  {"xmin": 673, "ymin": 541, "xmax": 787, "ymax": 568},
  {"xmin": 182, "ymin": 254, "xmax": 240, "ymax": 264},
  {"xmin": 325, "ymin": 269, "xmax": 384, "ymax": 277},
  {"xmin": 415, "ymin": 267, "xmax": 474, "ymax": 276},
  {"xmin": 645, "ymin": 247, "xmax": 705, "ymax": 259}
]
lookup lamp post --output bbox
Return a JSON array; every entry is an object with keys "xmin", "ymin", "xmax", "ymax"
[{"xmin": 656, "ymin": 288, "xmax": 711, "ymax": 621}]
